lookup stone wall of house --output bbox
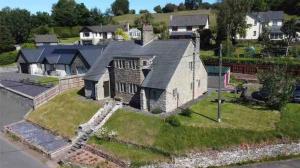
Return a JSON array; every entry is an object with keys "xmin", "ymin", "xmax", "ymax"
[
  {"xmin": 142, "ymin": 88, "xmax": 167, "ymax": 112},
  {"xmin": 163, "ymin": 42, "xmax": 208, "ymax": 112},
  {"xmin": 71, "ymin": 55, "xmax": 87, "ymax": 75},
  {"xmin": 113, "ymin": 58, "xmax": 144, "ymax": 106},
  {"xmin": 95, "ymin": 69, "xmax": 111, "ymax": 100}
]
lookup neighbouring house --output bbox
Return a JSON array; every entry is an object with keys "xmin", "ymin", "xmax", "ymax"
[
  {"xmin": 80, "ymin": 24, "xmax": 130, "ymax": 45},
  {"xmin": 34, "ymin": 34, "xmax": 59, "ymax": 46},
  {"xmin": 237, "ymin": 11, "xmax": 285, "ymax": 40},
  {"xmin": 129, "ymin": 28, "xmax": 142, "ymax": 39},
  {"xmin": 84, "ymin": 25, "xmax": 208, "ymax": 113},
  {"xmin": 17, "ymin": 45, "xmax": 106, "ymax": 77},
  {"xmin": 206, "ymin": 66, "xmax": 231, "ymax": 89},
  {"xmin": 169, "ymin": 14, "xmax": 209, "ymax": 39}
]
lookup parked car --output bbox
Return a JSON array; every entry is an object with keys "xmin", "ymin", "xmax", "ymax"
[{"xmin": 293, "ymin": 85, "xmax": 300, "ymax": 103}]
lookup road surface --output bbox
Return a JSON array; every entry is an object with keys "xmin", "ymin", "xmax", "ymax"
[{"xmin": 238, "ymin": 159, "xmax": 300, "ymax": 168}]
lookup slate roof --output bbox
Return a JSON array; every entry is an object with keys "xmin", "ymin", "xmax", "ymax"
[
  {"xmin": 19, "ymin": 45, "xmax": 106, "ymax": 66},
  {"xmin": 81, "ymin": 24, "xmax": 128, "ymax": 33},
  {"xmin": 34, "ymin": 34, "xmax": 59, "ymax": 43},
  {"xmin": 84, "ymin": 39, "xmax": 191, "ymax": 90},
  {"xmin": 248, "ymin": 11, "xmax": 284, "ymax": 23},
  {"xmin": 169, "ymin": 14, "xmax": 209, "ymax": 27}
]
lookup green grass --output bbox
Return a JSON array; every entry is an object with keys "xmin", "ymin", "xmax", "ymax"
[
  {"xmin": 36, "ymin": 76, "xmax": 59, "ymax": 86},
  {"xmin": 59, "ymin": 37, "xmax": 80, "ymax": 44},
  {"xmin": 89, "ymin": 92, "xmax": 300, "ymax": 163},
  {"xmin": 113, "ymin": 9, "xmax": 216, "ymax": 28},
  {"xmin": 0, "ymin": 51, "xmax": 18, "ymax": 66},
  {"xmin": 27, "ymin": 88, "xmax": 100, "ymax": 139}
]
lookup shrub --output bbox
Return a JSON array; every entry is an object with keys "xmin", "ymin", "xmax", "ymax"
[
  {"xmin": 53, "ymin": 26, "xmax": 81, "ymax": 38},
  {"xmin": 0, "ymin": 51, "xmax": 18, "ymax": 66},
  {"xmin": 166, "ymin": 116, "xmax": 181, "ymax": 127},
  {"xmin": 151, "ymin": 108, "xmax": 163, "ymax": 114},
  {"xmin": 180, "ymin": 108, "xmax": 192, "ymax": 117}
]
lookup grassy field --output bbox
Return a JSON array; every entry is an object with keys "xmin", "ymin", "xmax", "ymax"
[
  {"xmin": 27, "ymin": 88, "xmax": 100, "ymax": 139},
  {"xmin": 59, "ymin": 37, "xmax": 80, "ymax": 44},
  {"xmin": 88, "ymin": 92, "xmax": 300, "ymax": 164},
  {"xmin": 113, "ymin": 9, "xmax": 216, "ymax": 28}
]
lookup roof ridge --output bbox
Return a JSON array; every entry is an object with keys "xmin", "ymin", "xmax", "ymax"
[{"xmin": 36, "ymin": 48, "xmax": 45, "ymax": 62}]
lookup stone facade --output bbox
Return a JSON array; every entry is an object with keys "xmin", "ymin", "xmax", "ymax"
[{"xmin": 71, "ymin": 55, "xmax": 88, "ymax": 75}]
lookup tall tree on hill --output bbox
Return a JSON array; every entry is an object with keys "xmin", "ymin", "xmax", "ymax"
[
  {"xmin": 162, "ymin": 3, "xmax": 177, "ymax": 13},
  {"xmin": 154, "ymin": 5, "xmax": 162, "ymax": 13},
  {"xmin": 1, "ymin": 7, "xmax": 32, "ymax": 44},
  {"xmin": 0, "ymin": 25, "xmax": 15, "ymax": 53},
  {"xmin": 216, "ymin": 0, "xmax": 252, "ymax": 45},
  {"xmin": 75, "ymin": 3, "xmax": 91, "ymax": 25},
  {"xmin": 185, "ymin": 0, "xmax": 202, "ymax": 10},
  {"xmin": 87, "ymin": 8, "xmax": 103, "ymax": 25},
  {"xmin": 31, "ymin": 12, "xmax": 53, "ymax": 28},
  {"xmin": 251, "ymin": 0, "xmax": 269, "ymax": 11},
  {"xmin": 52, "ymin": 0, "xmax": 77, "ymax": 26},
  {"xmin": 111, "ymin": 0, "xmax": 129, "ymax": 16},
  {"xmin": 134, "ymin": 13, "xmax": 154, "ymax": 29}
]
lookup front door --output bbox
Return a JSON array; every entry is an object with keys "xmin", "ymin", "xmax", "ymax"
[
  {"xmin": 103, "ymin": 81, "xmax": 110, "ymax": 98},
  {"xmin": 20, "ymin": 63, "xmax": 29, "ymax": 73}
]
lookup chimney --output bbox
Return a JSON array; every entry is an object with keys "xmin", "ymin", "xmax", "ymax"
[
  {"xmin": 192, "ymin": 31, "xmax": 200, "ymax": 55},
  {"xmin": 141, "ymin": 25, "xmax": 155, "ymax": 46}
]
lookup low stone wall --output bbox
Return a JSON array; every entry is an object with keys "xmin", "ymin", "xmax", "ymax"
[
  {"xmin": 142, "ymin": 142, "xmax": 300, "ymax": 168},
  {"xmin": 83, "ymin": 144, "xmax": 129, "ymax": 168}
]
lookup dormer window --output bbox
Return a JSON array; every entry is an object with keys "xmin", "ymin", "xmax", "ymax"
[
  {"xmin": 187, "ymin": 26, "xmax": 193, "ymax": 31},
  {"xmin": 84, "ymin": 32, "xmax": 89, "ymax": 37},
  {"xmin": 172, "ymin": 26, "xmax": 178, "ymax": 31}
]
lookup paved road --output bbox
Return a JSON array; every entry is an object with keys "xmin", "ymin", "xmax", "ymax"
[
  {"xmin": 237, "ymin": 159, "xmax": 300, "ymax": 168},
  {"xmin": 0, "ymin": 92, "xmax": 47, "ymax": 168}
]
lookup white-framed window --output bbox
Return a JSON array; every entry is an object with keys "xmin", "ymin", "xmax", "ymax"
[
  {"xmin": 189, "ymin": 62, "xmax": 193, "ymax": 71},
  {"xmin": 128, "ymin": 83, "xmax": 138, "ymax": 94},
  {"xmin": 272, "ymin": 20, "xmax": 278, "ymax": 26},
  {"xmin": 253, "ymin": 31, "xmax": 257, "ymax": 36},
  {"xmin": 190, "ymin": 82, "xmax": 193, "ymax": 90},
  {"xmin": 84, "ymin": 32, "xmax": 90, "ymax": 37},
  {"xmin": 173, "ymin": 88, "xmax": 177, "ymax": 97},
  {"xmin": 198, "ymin": 80, "xmax": 201, "ymax": 87},
  {"xmin": 254, "ymin": 20, "xmax": 257, "ymax": 26},
  {"xmin": 116, "ymin": 82, "xmax": 126, "ymax": 92}
]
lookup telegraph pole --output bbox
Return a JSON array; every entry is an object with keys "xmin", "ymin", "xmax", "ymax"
[{"xmin": 218, "ymin": 44, "xmax": 222, "ymax": 123}]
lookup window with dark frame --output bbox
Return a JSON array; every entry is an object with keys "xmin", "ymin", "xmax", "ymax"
[
  {"xmin": 187, "ymin": 26, "xmax": 193, "ymax": 31},
  {"xmin": 172, "ymin": 26, "xmax": 178, "ymax": 31}
]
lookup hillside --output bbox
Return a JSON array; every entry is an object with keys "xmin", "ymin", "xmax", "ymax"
[{"xmin": 113, "ymin": 9, "xmax": 217, "ymax": 28}]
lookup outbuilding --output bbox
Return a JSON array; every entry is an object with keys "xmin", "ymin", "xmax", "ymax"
[{"xmin": 206, "ymin": 66, "xmax": 231, "ymax": 88}]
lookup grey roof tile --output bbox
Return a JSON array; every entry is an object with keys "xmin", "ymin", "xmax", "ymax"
[
  {"xmin": 34, "ymin": 34, "xmax": 58, "ymax": 43},
  {"xmin": 249, "ymin": 11, "xmax": 284, "ymax": 23},
  {"xmin": 169, "ymin": 14, "xmax": 209, "ymax": 27}
]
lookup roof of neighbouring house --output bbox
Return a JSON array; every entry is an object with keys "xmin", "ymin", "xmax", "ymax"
[
  {"xmin": 248, "ymin": 11, "xmax": 284, "ymax": 23},
  {"xmin": 84, "ymin": 39, "xmax": 192, "ymax": 90},
  {"xmin": 170, "ymin": 31, "xmax": 194, "ymax": 37},
  {"xmin": 34, "ymin": 34, "xmax": 59, "ymax": 43},
  {"xmin": 206, "ymin": 66, "xmax": 230, "ymax": 75},
  {"xmin": 19, "ymin": 45, "xmax": 107, "ymax": 66},
  {"xmin": 169, "ymin": 14, "xmax": 209, "ymax": 27},
  {"xmin": 268, "ymin": 26, "xmax": 283, "ymax": 33},
  {"xmin": 80, "ymin": 24, "xmax": 128, "ymax": 33}
]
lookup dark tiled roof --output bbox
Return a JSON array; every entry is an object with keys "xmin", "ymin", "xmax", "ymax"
[
  {"xmin": 19, "ymin": 45, "xmax": 106, "ymax": 66},
  {"xmin": 206, "ymin": 66, "xmax": 230, "ymax": 75},
  {"xmin": 84, "ymin": 39, "xmax": 191, "ymax": 90},
  {"xmin": 169, "ymin": 14, "xmax": 209, "ymax": 27},
  {"xmin": 249, "ymin": 11, "xmax": 284, "ymax": 23},
  {"xmin": 170, "ymin": 31, "xmax": 194, "ymax": 36},
  {"xmin": 34, "ymin": 34, "xmax": 59, "ymax": 43},
  {"xmin": 81, "ymin": 24, "xmax": 128, "ymax": 33}
]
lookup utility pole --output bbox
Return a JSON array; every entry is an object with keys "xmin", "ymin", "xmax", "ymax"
[{"xmin": 218, "ymin": 44, "xmax": 222, "ymax": 123}]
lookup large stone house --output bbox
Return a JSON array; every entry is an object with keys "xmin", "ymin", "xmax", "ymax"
[
  {"xmin": 84, "ymin": 25, "xmax": 208, "ymax": 113},
  {"xmin": 169, "ymin": 14, "xmax": 209, "ymax": 39},
  {"xmin": 80, "ymin": 24, "xmax": 130, "ymax": 45},
  {"xmin": 17, "ymin": 45, "xmax": 106, "ymax": 77},
  {"xmin": 237, "ymin": 11, "xmax": 285, "ymax": 40}
]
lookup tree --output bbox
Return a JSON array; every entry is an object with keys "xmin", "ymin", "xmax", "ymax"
[
  {"xmin": 153, "ymin": 21, "xmax": 169, "ymax": 39},
  {"xmin": 139, "ymin": 9, "xmax": 149, "ymax": 14},
  {"xmin": 281, "ymin": 19, "xmax": 298, "ymax": 56},
  {"xmin": 75, "ymin": 3, "xmax": 90, "ymax": 25},
  {"xmin": 258, "ymin": 66, "xmax": 296, "ymax": 110},
  {"xmin": 52, "ymin": 0, "xmax": 77, "ymax": 26},
  {"xmin": 154, "ymin": 5, "xmax": 162, "ymax": 13},
  {"xmin": 111, "ymin": 0, "xmax": 129, "ymax": 16},
  {"xmin": 178, "ymin": 3, "xmax": 186, "ymax": 11},
  {"xmin": 87, "ymin": 8, "xmax": 103, "ymax": 25},
  {"xmin": 134, "ymin": 13, "xmax": 154, "ymax": 29},
  {"xmin": 0, "ymin": 25, "xmax": 15, "ymax": 53},
  {"xmin": 185, "ymin": 0, "xmax": 202, "ymax": 10},
  {"xmin": 216, "ymin": 0, "xmax": 252, "ymax": 45},
  {"xmin": 162, "ymin": 3, "xmax": 177, "ymax": 13},
  {"xmin": 129, "ymin": 9, "xmax": 136, "ymax": 14},
  {"xmin": 31, "ymin": 12, "xmax": 53, "ymax": 28},
  {"xmin": 115, "ymin": 28, "xmax": 129, "ymax": 40},
  {"xmin": 1, "ymin": 7, "xmax": 32, "ymax": 44},
  {"xmin": 251, "ymin": 0, "xmax": 269, "ymax": 11},
  {"xmin": 32, "ymin": 25, "xmax": 51, "ymax": 35}
]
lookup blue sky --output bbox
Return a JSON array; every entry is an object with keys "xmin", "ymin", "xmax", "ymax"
[{"xmin": 0, "ymin": 0, "xmax": 216, "ymax": 14}]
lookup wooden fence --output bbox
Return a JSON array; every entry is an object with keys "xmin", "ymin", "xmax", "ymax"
[{"xmin": 33, "ymin": 75, "xmax": 85, "ymax": 108}]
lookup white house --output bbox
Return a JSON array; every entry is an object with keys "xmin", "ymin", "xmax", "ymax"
[
  {"xmin": 80, "ymin": 24, "xmax": 129, "ymax": 45},
  {"xmin": 169, "ymin": 14, "xmax": 209, "ymax": 39},
  {"xmin": 237, "ymin": 11, "xmax": 285, "ymax": 40}
]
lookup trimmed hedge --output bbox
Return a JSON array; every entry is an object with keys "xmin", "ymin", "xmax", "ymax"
[
  {"xmin": 52, "ymin": 26, "xmax": 81, "ymax": 38},
  {"xmin": 0, "ymin": 51, "xmax": 18, "ymax": 66},
  {"xmin": 202, "ymin": 55, "xmax": 300, "ymax": 67}
]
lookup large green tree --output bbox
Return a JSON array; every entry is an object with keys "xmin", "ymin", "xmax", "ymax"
[
  {"xmin": 111, "ymin": 0, "xmax": 129, "ymax": 16},
  {"xmin": 185, "ymin": 0, "xmax": 202, "ymax": 10},
  {"xmin": 87, "ymin": 8, "xmax": 104, "ymax": 25},
  {"xmin": 251, "ymin": 0, "xmax": 269, "ymax": 11},
  {"xmin": 31, "ymin": 12, "xmax": 53, "ymax": 28},
  {"xmin": 0, "ymin": 25, "xmax": 15, "ymax": 53},
  {"xmin": 75, "ymin": 3, "xmax": 90, "ymax": 25},
  {"xmin": 1, "ymin": 7, "xmax": 32, "ymax": 44},
  {"xmin": 52, "ymin": 0, "xmax": 77, "ymax": 26},
  {"xmin": 134, "ymin": 13, "xmax": 154, "ymax": 29},
  {"xmin": 216, "ymin": 0, "xmax": 252, "ymax": 45},
  {"xmin": 281, "ymin": 19, "xmax": 299, "ymax": 56}
]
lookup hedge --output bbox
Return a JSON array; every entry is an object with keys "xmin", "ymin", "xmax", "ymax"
[
  {"xmin": 0, "ymin": 51, "xmax": 18, "ymax": 66},
  {"xmin": 52, "ymin": 26, "xmax": 82, "ymax": 38}
]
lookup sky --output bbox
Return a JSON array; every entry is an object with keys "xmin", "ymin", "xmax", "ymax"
[{"xmin": 0, "ymin": 0, "xmax": 217, "ymax": 14}]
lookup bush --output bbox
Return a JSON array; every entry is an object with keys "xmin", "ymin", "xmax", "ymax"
[
  {"xmin": 166, "ymin": 116, "xmax": 181, "ymax": 127},
  {"xmin": 0, "ymin": 51, "xmax": 18, "ymax": 66},
  {"xmin": 180, "ymin": 108, "xmax": 192, "ymax": 117},
  {"xmin": 53, "ymin": 26, "xmax": 81, "ymax": 38},
  {"xmin": 151, "ymin": 108, "xmax": 163, "ymax": 114}
]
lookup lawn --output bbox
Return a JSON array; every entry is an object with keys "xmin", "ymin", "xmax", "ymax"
[
  {"xmin": 59, "ymin": 37, "xmax": 80, "ymax": 44},
  {"xmin": 27, "ymin": 88, "xmax": 100, "ymax": 139},
  {"xmin": 88, "ymin": 92, "xmax": 300, "ymax": 164}
]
